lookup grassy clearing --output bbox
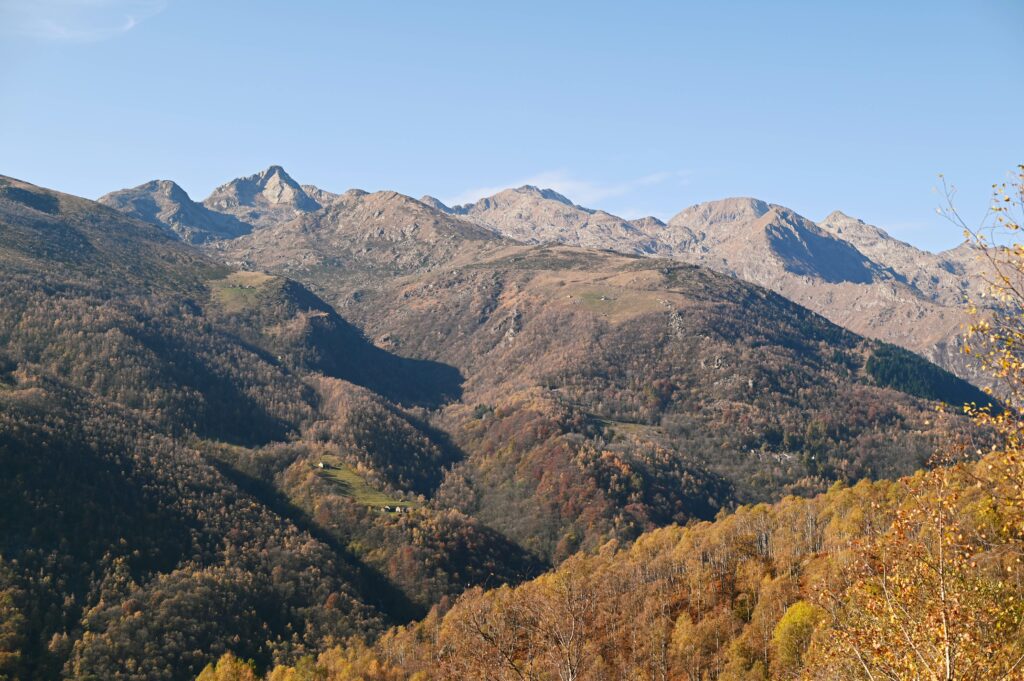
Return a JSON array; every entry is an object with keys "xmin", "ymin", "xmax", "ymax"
[
  {"xmin": 564, "ymin": 286, "xmax": 668, "ymax": 321},
  {"xmin": 317, "ymin": 456, "xmax": 415, "ymax": 510},
  {"xmin": 209, "ymin": 271, "xmax": 278, "ymax": 312},
  {"xmin": 597, "ymin": 417, "xmax": 659, "ymax": 434}
]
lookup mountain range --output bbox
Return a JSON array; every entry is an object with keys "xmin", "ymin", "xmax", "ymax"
[
  {"xmin": 428, "ymin": 186, "xmax": 985, "ymax": 384},
  {"xmin": 100, "ymin": 166, "xmax": 987, "ymax": 385}
]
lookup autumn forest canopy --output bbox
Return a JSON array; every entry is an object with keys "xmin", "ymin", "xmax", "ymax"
[{"xmin": 0, "ymin": 164, "xmax": 1022, "ymax": 681}]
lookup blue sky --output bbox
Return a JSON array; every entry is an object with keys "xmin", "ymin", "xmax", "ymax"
[{"xmin": 1, "ymin": 0, "xmax": 1021, "ymax": 251}]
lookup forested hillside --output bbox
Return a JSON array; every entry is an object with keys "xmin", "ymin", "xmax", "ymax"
[
  {"xmin": 0, "ymin": 173, "xmax": 1002, "ymax": 680},
  {"xmin": 0, "ymin": 177, "xmax": 539, "ymax": 680},
  {"xmin": 219, "ymin": 197, "xmax": 990, "ymax": 559},
  {"xmin": 190, "ymin": 164, "xmax": 1024, "ymax": 681},
  {"xmin": 222, "ymin": 441, "xmax": 1024, "ymax": 680}
]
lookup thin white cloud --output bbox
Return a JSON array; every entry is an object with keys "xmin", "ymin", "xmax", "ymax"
[
  {"xmin": 1, "ymin": 0, "xmax": 166, "ymax": 43},
  {"xmin": 445, "ymin": 169, "xmax": 689, "ymax": 209}
]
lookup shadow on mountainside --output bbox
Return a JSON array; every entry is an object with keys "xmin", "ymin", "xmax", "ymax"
[
  {"xmin": 209, "ymin": 459, "xmax": 425, "ymax": 624},
  {"xmin": 254, "ymin": 279, "xmax": 465, "ymax": 409},
  {"xmin": 320, "ymin": 328, "xmax": 465, "ymax": 409},
  {"xmin": 218, "ymin": 276, "xmax": 466, "ymax": 409},
  {"xmin": 766, "ymin": 218, "xmax": 892, "ymax": 285}
]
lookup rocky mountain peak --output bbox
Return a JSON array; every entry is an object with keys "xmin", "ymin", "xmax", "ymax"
[
  {"xmin": 204, "ymin": 165, "xmax": 320, "ymax": 212},
  {"xmin": 818, "ymin": 210, "xmax": 889, "ymax": 240},
  {"xmin": 662, "ymin": 197, "xmax": 892, "ymax": 286},
  {"xmin": 419, "ymin": 195, "xmax": 452, "ymax": 213},
  {"xmin": 629, "ymin": 216, "xmax": 667, "ymax": 233},
  {"xmin": 301, "ymin": 184, "xmax": 340, "ymax": 207},
  {"xmin": 514, "ymin": 185, "xmax": 575, "ymax": 206},
  {"xmin": 446, "ymin": 186, "xmax": 579, "ymax": 215},
  {"xmin": 822, "ymin": 209, "xmax": 859, "ymax": 225},
  {"xmin": 817, "ymin": 210, "xmax": 914, "ymax": 256},
  {"xmin": 668, "ymin": 197, "xmax": 772, "ymax": 230},
  {"xmin": 98, "ymin": 178, "xmax": 252, "ymax": 244},
  {"xmin": 259, "ymin": 165, "xmax": 309, "ymax": 206},
  {"xmin": 146, "ymin": 179, "xmax": 191, "ymax": 202}
]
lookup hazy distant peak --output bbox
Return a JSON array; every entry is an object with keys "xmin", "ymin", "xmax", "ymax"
[
  {"xmin": 420, "ymin": 195, "xmax": 453, "ymax": 213},
  {"xmin": 819, "ymin": 210, "xmax": 888, "ymax": 238},
  {"xmin": 669, "ymin": 197, "xmax": 772, "ymax": 228},
  {"xmin": 817, "ymin": 209, "xmax": 910, "ymax": 250},
  {"xmin": 136, "ymin": 179, "xmax": 192, "ymax": 202},
  {"xmin": 449, "ymin": 185, "xmax": 581, "ymax": 215},
  {"xmin": 301, "ymin": 183, "xmax": 340, "ymax": 206},
  {"xmin": 514, "ymin": 185, "xmax": 575, "ymax": 206},
  {"xmin": 821, "ymin": 209, "xmax": 860, "ymax": 225},
  {"xmin": 332, "ymin": 188, "xmax": 464, "ymax": 216},
  {"xmin": 629, "ymin": 216, "xmax": 667, "ymax": 232},
  {"xmin": 99, "ymin": 177, "xmax": 252, "ymax": 244}
]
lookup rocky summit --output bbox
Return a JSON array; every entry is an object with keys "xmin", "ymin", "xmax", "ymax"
[
  {"xmin": 99, "ymin": 179, "xmax": 251, "ymax": 243},
  {"xmin": 201, "ymin": 165, "xmax": 321, "ymax": 228}
]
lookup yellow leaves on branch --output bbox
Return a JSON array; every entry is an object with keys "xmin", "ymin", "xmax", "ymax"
[{"xmin": 803, "ymin": 165, "xmax": 1024, "ymax": 680}]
